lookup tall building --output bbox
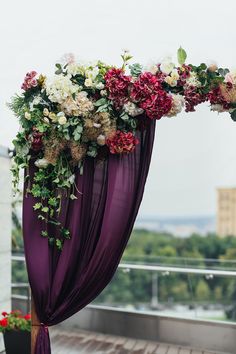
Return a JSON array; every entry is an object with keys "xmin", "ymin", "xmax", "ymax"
[{"xmin": 217, "ymin": 188, "xmax": 236, "ymax": 237}]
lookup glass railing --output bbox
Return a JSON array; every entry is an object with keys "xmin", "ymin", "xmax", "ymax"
[{"xmin": 12, "ymin": 255, "xmax": 236, "ymax": 323}]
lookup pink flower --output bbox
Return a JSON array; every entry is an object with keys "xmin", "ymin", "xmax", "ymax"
[
  {"xmin": 140, "ymin": 92, "xmax": 172, "ymax": 120},
  {"xmin": 106, "ymin": 130, "xmax": 139, "ymax": 154},
  {"xmin": 131, "ymin": 72, "xmax": 160, "ymax": 102},
  {"xmin": 21, "ymin": 71, "xmax": 38, "ymax": 91},
  {"xmin": 105, "ymin": 68, "xmax": 131, "ymax": 108}
]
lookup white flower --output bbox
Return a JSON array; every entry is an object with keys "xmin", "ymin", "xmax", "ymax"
[
  {"xmin": 67, "ymin": 63, "xmax": 79, "ymax": 77},
  {"xmin": 97, "ymin": 134, "xmax": 106, "ymax": 146},
  {"xmin": 35, "ymin": 158, "xmax": 49, "ymax": 169},
  {"xmin": 45, "ymin": 74, "xmax": 78, "ymax": 104},
  {"xmin": 43, "ymin": 117, "xmax": 50, "ymax": 124},
  {"xmin": 76, "ymin": 91, "xmax": 94, "ymax": 117},
  {"xmin": 84, "ymin": 78, "xmax": 93, "ymax": 87},
  {"xmin": 148, "ymin": 64, "xmax": 159, "ymax": 75},
  {"xmin": 32, "ymin": 96, "xmax": 41, "ymax": 105},
  {"xmin": 160, "ymin": 57, "xmax": 175, "ymax": 75},
  {"xmin": 96, "ymin": 82, "xmax": 105, "ymax": 90},
  {"xmin": 57, "ymin": 112, "xmax": 67, "ymax": 125},
  {"xmin": 68, "ymin": 174, "xmax": 75, "ymax": 184},
  {"xmin": 165, "ymin": 69, "xmax": 180, "ymax": 87},
  {"xmin": 123, "ymin": 102, "xmax": 144, "ymax": 117},
  {"xmin": 86, "ymin": 67, "xmax": 99, "ymax": 80},
  {"xmin": 225, "ymin": 70, "xmax": 236, "ymax": 85},
  {"xmin": 210, "ymin": 104, "xmax": 225, "ymax": 113},
  {"xmin": 24, "ymin": 112, "xmax": 31, "ymax": 120},
  {"xmin": 185, "ymin": 72, "xmax": 201, "ymax": 87},
  {"xmin": 166, "ymin": 94, "xmax": 185, "ymax": 117},
  {"xmin": 43, "ymin": 108, "xmax": 49, "ymax": 116},
  {"xmin": 100, "ymin": 90, "xmax": 107, "ymax": 97}
]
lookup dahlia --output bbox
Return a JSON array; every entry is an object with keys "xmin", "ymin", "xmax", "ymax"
[
  {"xmin": 131, "ymin": 72, "xmax": 160, "ymax": 102},
  {"xmin": 140, "ymin": 91, "xmax": 172, "ymax": 120},
  {"xmin": 104, "ymin": 68, "xmax": 131, "ymax": 107},
  {"xmin": 106, "ymin": 130, "xmax": 139, "ymax": 154}
]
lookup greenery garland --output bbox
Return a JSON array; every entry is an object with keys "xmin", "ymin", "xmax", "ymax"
[{"xmin": 9, "ymin": 48, "xmax": 236, "ymax": 249}]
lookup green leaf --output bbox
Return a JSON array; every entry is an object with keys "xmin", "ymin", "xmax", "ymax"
[
  {"xmin": 56, "ymin": 239, "xmax": 63, "ymax": 250},
  {"xmin": 230, "ymin": 110, "xmax": 236, "ymax": 122},
  {"xmin": 70, "ymin": 194, "xmax": 78, "ymax": 200},
  {"xmin": 41, "ymin": 206, "xmax": 49, "ymax": 213},
  {"xmin": 94, "ymin": 98, "xmax": 107, "ymax": 107},
  {"xmin": 41, "ymin": 230, "xmax": 48, "ymax": 237},
  {"xmin": 33, "ymin": 202, "xmax": 42, "ymax": 210},
  {"xmin": 177, "ymin": 47, "xmax": 187, "ymax": 66}
]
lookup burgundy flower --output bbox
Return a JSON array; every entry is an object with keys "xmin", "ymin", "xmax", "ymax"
[
  {"xmin": 208, "ymin": 85, "xmax": 231, "ymax": 110},
  {"xmin": 131, "ymin": 72, "xmax": 161, "ymax": 102},
  {"xmin": 177, "ymin": 64, "xmax": 192, "ymax": 86},
  {"xmin": 21, "ymin": 71, "xmax": 38, "ymax": 91},
  {"xmin": 184, "ymin": 86, "xmax": 207, "ymax": 112},
  {"xmin": 104, "ymin": 68, "xmax": 131, "ymax": 108},
  {"xmin": 140, "ymin": 92, "xmax": 172, "ymax": 120},
  {"xmin": 30, "ymin": 128, "xmax": 44, "ymax": 151},
  {"xmin": 106, "ymin": 130, "xmax": 139, "ymax": 154},
  {"xmin": 1, "ymin": 312, "xmax": 8, "ymax": 317}
]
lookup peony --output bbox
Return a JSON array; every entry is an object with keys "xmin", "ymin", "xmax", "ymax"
[
  {"xmin": 123, "ymin": 102, "xmax": 144, "ymax": 117},
  {"xmin": 131, "ymin": 72, "xmax": 160, "ymax": 102},
  {"xmin": 35, "ymin": 158, "xmax": 49, "ymax": 169},
  {"xmin": 140, "ymin": 91, "xmax": 172, "ymax": 120},
  {"xmin": 166, "ymin": 94, "xmax": 185, "ymax": 117},
  {"xmin": 45, "ymin": 74, "xmax": 78, "ymax": 104},
  {"xmin": 106, "ymin": 130, "xmax": 139, "ymax": 154},
  {"xmin": 105, "ymin": 68, "xmax": 131, "ymax": 107}
]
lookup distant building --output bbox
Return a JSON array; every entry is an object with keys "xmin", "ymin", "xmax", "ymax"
[{"xmin": 217, "ymin": 188, "xmax": 236, "ymax": 237}]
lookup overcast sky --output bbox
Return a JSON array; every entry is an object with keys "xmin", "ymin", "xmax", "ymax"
[{"xmin": 1, "ymin": 0, "xmax": 236, "ymax": 217}]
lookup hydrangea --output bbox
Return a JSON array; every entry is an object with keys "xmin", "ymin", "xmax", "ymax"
[
  {"xmin": 76, "ymin": 91, "xmax": 94, "ymax": 117},
  {"xmin": 45, "ymin": 74, "xmax": 79, "ymax": 104}
]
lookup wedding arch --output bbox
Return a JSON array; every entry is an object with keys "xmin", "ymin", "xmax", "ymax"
[{"xmin": 9, "ymin": 48, "xmax": 236, "ymax": 353}]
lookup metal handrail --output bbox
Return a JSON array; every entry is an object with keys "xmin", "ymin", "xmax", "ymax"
[{"xmin": 12, "ymin": 255, "xmax": 236, "ymax": 277}]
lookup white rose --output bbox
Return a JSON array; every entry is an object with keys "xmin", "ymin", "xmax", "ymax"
[
  {"xmin": 35, "ymin": 158, "xmax": 49, "ymax": 169},
  {"xmin": 24, "ymin": 112, "xmax": 31, "ymax": 120},
  {"xmin": 84, "ymin": 78, "xmax": 93, "ymax": 87},
  {"xmin": 100, "ymin": 90, "xmax": 107, "ymax": 97},
  {"xmin": 57, "ymin": 112, "xmax": 67, "ymax": 125},
  {"xmin": 160, "ymin": 57, "xmax": 175, "ymax": 75},
  {"xmin": 96, "ymin": 82, "xmax": 105, "ymax": 90},
  {"xmin": 43, "ymin": 108, "xmax": 49, "ymax": 116}
]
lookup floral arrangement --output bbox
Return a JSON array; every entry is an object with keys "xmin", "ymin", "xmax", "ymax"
[
  {"xmin": 0, "ymin": 311, "xmax": 31, "ymax": 332},
  {"xmin": 9, "ymin": 48, "xmax": 236, "ymax": 249}
]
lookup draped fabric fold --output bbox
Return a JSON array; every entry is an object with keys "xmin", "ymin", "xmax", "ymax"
[{"xmin": 23, "ymin": 119, "xmax": 156, "ymax": 354}]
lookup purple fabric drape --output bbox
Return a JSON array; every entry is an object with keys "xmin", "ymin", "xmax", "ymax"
[{"xmin": 23, "ymin": 119, "xmax": 156, "ymax": 354}]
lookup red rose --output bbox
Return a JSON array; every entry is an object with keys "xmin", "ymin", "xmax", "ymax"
[
  {"xmin": 24, "ymin": 314, "xmax": 31, "ymax": 321},
  {"xmin": 140, "ymin": 92, "xmax": 172, "ymax": 120},
  {"xmin": 0, "ymin": 318, "xmax": 8, "ymax": 327},
  {"xmin": 1, "ymin": 312, "xmax": 8, "ymax": 317},
  {"xmin": 106, "ymin": 130, "xmax": 139, "ymax": 154},
  {"xmin": 130, "ymin": 72, "xmax": 161, "ymax": 102},
  {"xmin": 105, "ymin": 68, "xmax": 131, "ymax": 108}
]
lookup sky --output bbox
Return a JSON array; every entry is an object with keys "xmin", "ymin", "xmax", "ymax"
[{"xmin": 1, "ymin": 0, "xmax": 236, "ymax": 217}]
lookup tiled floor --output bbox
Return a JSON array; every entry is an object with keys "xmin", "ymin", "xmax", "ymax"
[{"xmin": 49, "ymin": 328, "xmax": 222, "ymax": 354}]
